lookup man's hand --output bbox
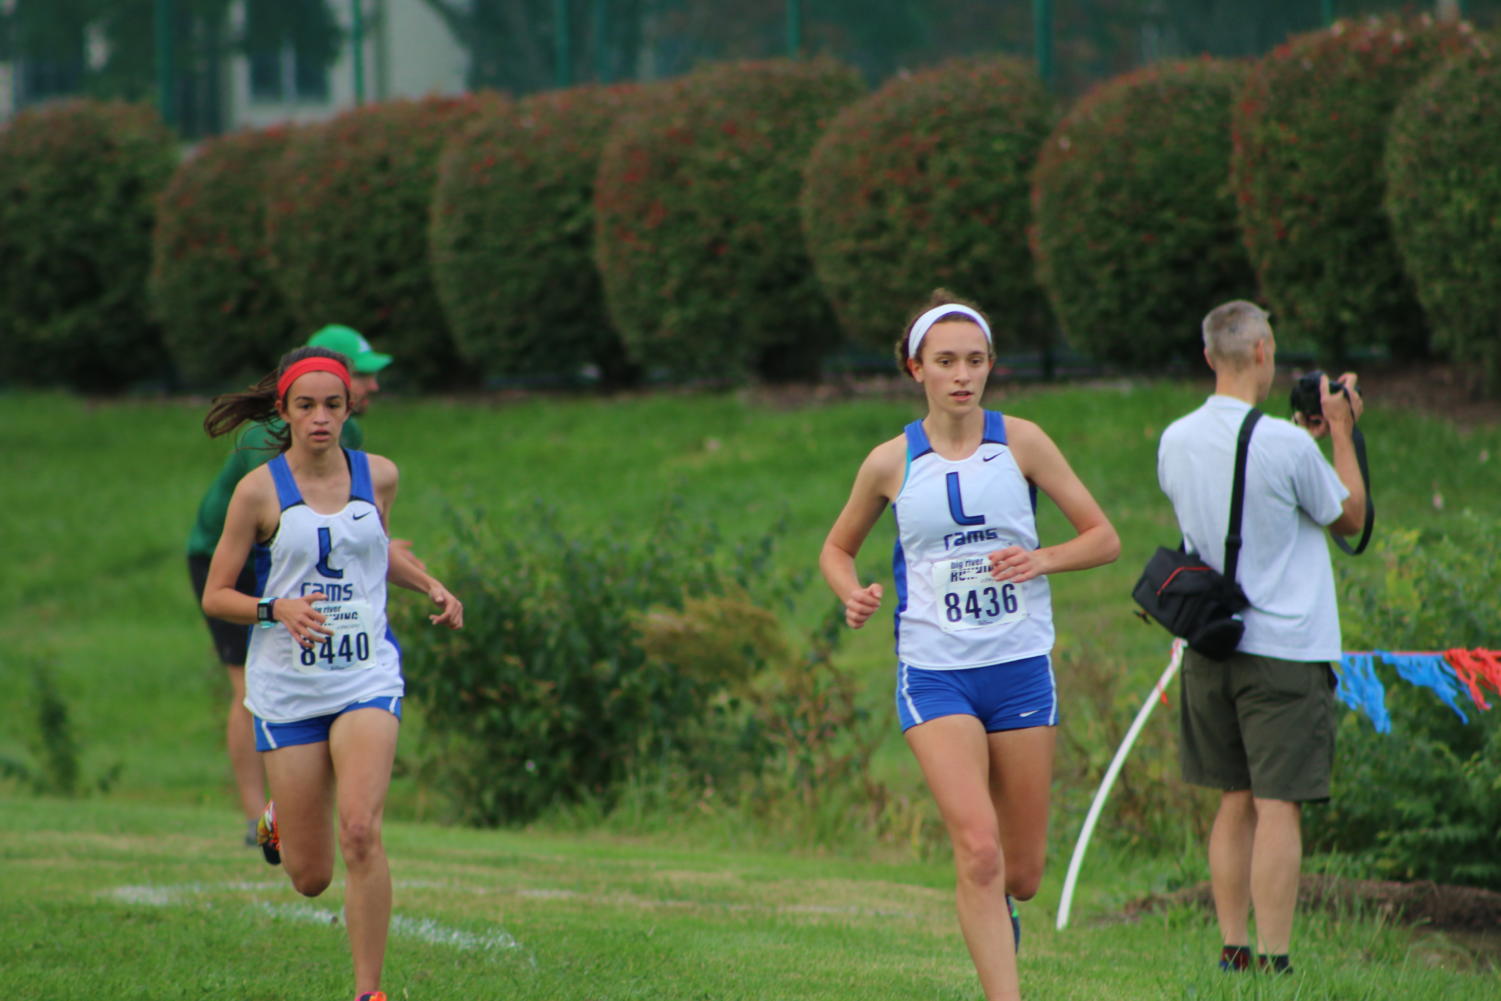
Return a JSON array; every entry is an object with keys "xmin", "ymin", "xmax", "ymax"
[{"xmin": 1302, "ymin": 372, "xmax": 1362, "ymax": 440}]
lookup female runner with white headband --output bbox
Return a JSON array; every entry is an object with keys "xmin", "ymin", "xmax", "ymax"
[{"xmin": 820, "ymin": 290, "xmax": 1119, "ymax": 1001}]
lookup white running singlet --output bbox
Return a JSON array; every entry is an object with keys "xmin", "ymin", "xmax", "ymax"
[
  {"xmin": 245, "ymin": 449, "xmax": 403, "ymax": 723},
  {"xmin": 892, "ymin": 412, "xmax": 1054, "ymax": 670}
]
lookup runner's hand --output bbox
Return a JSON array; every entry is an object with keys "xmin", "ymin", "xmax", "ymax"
[
  {"xmin": 428, "ymin": 582, "xmax": 463, "ymax": 629},
  {"xmin": 843, "ymin": 582, "xmax": 883, "ymax": 629},
  {"xmin": 277, "ymin": 592, "xmax": 331, "ymax": 647},
  {"xmin": 989, "ymin": 545, "xmax": 1045, "ymax": 584}
]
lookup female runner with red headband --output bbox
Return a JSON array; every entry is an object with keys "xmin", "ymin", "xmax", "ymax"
[{"xmin": 202, "ymin": 346, "xmax": 462, "ymax": 1001}]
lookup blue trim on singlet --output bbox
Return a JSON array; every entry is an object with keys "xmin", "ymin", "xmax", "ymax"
[
  {"xmin": 904, "ymin": 420, "xmax": 935, "ymax": 460},
  {"xmin": 344, "ymin": 450, "xmax": 395, "ymax": 660},
  {"xmin": 252, "ymin": 544, "xmax": 273, "ymax": 595},
  {"xmin": 907, "ymin": 411, "xmax": 1007, "ymax": 456},
  {"xmin": 269, "ymin": 449, "xmax": 374, "ymax": 509},
  {"xmin": 267, "ymin": 454, "xmax": 303, "ymax": 511},
  {"xmin": 978, "ymin": 412, "xmax": 1035, "ymax": 513},
  {"xmin": 982, "ymin": 410, "xmax": 1008, "ymax": 445},
  {"xmin": 347, "ymin": 449, "xmax": 376, "ymax": 505},
  {"xmin": 891, "ymin": 521, "xmax": 909, "ymax": 651}
]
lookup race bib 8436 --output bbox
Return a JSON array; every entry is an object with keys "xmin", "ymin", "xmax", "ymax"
[{"xmin": 931, "ymin": 556, "xmax": 1026, "ymax": 633}]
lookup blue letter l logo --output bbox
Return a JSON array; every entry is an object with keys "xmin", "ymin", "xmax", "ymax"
[
  {"xmin": 315, "ymin": 527, "xmax": 345, "ymax": 579},
  {"xmin": 946, "ymin": 472, "xmax": 986, "ymax": 526}
]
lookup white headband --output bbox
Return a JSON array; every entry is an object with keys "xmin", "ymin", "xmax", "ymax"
[{"xmin": 906, "ymin": 304, "xmax": 993, "ymax": 359}]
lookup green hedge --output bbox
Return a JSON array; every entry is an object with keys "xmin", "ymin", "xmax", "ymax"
[
  {"xmin": 1231, "ymin": 15, "xmax": 1478, "ymax": 362},
  {"xmin": 594, "ymin": 58, "xmax": 864, "ymax": 382},
  {"xmin": 1309, "ymin": 514, "xmax": 1501, "ymax": 891},
  {"xmin": 801, "ymin": 56, "xmax": 1055, "ymax": 356},
  {"xmin": 264, "ymin": 96, "xmax": 481, "ymax": 390},
  {"xmin": 430, "ymin": 86, "xmax": 638, "ymax": 386},
  {"xmin": 1032, "ymin": 58, "xmax": 1256, "ymax": 370},
  {"xmin": 150, "ymin": 125, "xmax": 300, "ymax": 388},
  {"xmin": 1386, "ymin": 48, "xmax": 1501, "ymax": 394},
  {"xmin": 395, "ymin": 501, "xmax": 800, "ymax": 826},
  {"xmin": 0, "ymin": 100, "xmax": 177, "ymax": 391}
]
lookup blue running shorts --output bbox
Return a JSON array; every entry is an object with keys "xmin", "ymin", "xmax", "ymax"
[
  {"xmin": 254, "ymin": 695, "xmax": 403, "ymax": 752},
  {"xmin": 896, "ymin": 654, "xmax": 1057, "ymax": 733}
]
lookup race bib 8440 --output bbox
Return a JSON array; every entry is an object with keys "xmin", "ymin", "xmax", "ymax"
[{"xmin": 296, "ymin": 599, "xmax": 376, "ymax": 673}]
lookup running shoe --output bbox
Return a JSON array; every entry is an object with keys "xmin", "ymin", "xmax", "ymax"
[
  {"xmin": 1007, "ymin": 894, "xmax": 1021, "ymax": 951},
  {"xmin": 256, "ymin": 801, "xmax": 281, "ymax": 866},
  {"xmin": 1219, "ymin": 945, "xmax": 1252, "ymax": 971},
  {"xmin": 356, "ymin": 992, "xmax": 386, "ymax": 1001}
]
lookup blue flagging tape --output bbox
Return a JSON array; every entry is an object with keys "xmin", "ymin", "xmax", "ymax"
[
  {"xmin": 1334, "ymin": 653, "xmax": 1391, "ymax": 733},
  {"xmin": 1377, "ymin": 650, "xmax": 1470, "ymax": 724}
]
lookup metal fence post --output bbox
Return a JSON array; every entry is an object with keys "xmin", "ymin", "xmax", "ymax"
[
  {"xmin": 155, "ymin": 0, "xmax": 175, "ymax": 127},
  {"xmin": 556, "ymin": 0, "xmax": 573, "ymax": 87},
  {"xmin": 352, "ymin": 0, "xmax": 366, "ymax": 105},
  {"xmin": 1033, "ymin": 0, "xmax": 1053, "ymax": 89}
]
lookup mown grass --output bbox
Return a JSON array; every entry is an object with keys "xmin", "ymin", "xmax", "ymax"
[
  {"xmin": 1, "ymin": 382, "xmax": 1498, "ymax": 998},
  {"xmin": 3, "ymin": 796, "xmax": 1495, "ymax": 1000}
]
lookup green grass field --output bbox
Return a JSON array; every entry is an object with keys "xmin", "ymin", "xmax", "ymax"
[
  {"xmin": 4, "ymin": 797, "xmax": 1494, "ymax": 999},
  {"xmin": 2, "ymin": 382, "xmax": 1498, "ymax": 998}
]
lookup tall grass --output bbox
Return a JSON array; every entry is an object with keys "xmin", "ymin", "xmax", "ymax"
[{"xmin": 1, "ymin": 382, "xmax": 1497, "ymax": 845}]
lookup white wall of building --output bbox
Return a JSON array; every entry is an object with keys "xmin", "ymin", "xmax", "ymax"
[{"xmin": 228, "ymin": 0, "xmax": 469, "ymax": 133}]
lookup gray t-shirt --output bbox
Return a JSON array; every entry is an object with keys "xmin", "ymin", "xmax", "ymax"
[{"xmin": 1157, "ymin": 395, "xmax": 1348, "ymax": 661}]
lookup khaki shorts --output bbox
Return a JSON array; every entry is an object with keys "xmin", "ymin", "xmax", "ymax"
[{"xmin": 1179, "ymin": 649, "xmax": 1337, "ymax": 803}]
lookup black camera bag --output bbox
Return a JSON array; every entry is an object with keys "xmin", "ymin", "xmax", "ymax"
[{"xmin": 1133, "ymin": 409, "xmax": 1261, "ymax": 660}]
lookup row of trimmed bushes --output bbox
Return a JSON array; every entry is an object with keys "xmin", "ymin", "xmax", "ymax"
[{"xmin": 2, "ymin": 14, "xmax": 1497, "ymax": 393}]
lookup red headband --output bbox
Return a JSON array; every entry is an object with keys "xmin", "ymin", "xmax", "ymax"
[{"xmin": 277, "ymin": 357, "xmax": 352, "ymax": 400}]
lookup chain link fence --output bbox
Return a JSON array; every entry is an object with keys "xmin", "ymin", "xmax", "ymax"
[{"xmin": 2, "ymin": 1, "xmax": 1496, "ymax": 139}]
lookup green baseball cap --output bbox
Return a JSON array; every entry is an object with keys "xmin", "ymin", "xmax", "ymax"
[{"xmin": 306, "ymin": 324, "xmax": 393, "ymax": 374}]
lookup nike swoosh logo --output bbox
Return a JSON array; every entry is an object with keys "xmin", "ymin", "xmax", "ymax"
[
  {"xmin": 982, "ymin": 453, "xmax": 1001, "ymax": 462},
  {"xmin": 1018, "ymin": 709, "xmax": 1041, "ymax": 718},
  {"xmin": 352, "ymin": 511, "xmax": 372, "ymax": 520}
]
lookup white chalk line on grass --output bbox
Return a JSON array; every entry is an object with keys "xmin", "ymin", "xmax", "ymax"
[
  {"xmin": 105, "ymin": 877, "xmax": 928, "ymax": 943},
  {"xmin": 251, "ymin": 901, "xmax": 526, "ymax": 955},
  {"xmin": 103, "ymin": 881, "xmax": 528, "ymax": 960},
  {"xmin": 513, "ymin": 886, "xmax": 925, "ymax": 920}
]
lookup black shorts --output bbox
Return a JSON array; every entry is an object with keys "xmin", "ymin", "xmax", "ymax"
[{"xmin": 187, "ymin": 553, "xmax": 257, "ymax": 667}]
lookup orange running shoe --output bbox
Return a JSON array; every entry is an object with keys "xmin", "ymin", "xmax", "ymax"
[
  {"xmin": 256, "ymin": 801, "xmax": 281, "ymax": 866},
  {"xmin": 356, "ymin": 992, "xmax": 386, "ymax": 1001}
]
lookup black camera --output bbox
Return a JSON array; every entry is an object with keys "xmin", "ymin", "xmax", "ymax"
[{"xmin": 1289, "ymin": 370, "xmax": 1345, "ymax": 420}]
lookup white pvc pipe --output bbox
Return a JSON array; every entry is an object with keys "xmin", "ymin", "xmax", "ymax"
[{"xmin": 1056, "ymin": 639, "xmax": 1185, "ymax": 930}]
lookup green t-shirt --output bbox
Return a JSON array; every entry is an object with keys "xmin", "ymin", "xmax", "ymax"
[{"xmin": 186, "ymin": 416, "xmax": 364, "ymax": 557}]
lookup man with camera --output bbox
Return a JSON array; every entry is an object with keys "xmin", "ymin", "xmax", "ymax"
[{"xmin": 1156, "ymin": 300, "xmax": 1367, "ymax": 975}]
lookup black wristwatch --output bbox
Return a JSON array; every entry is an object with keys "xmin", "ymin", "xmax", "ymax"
[{"xmin": 256, "ymin": 596, "xmax": 278, "ymax": 628}]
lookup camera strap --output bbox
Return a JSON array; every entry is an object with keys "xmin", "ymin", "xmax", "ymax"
[
  {"xmin": 1222, "ymin": 408, "xmax": 1262, "ymax": 582},
  {"xmin": 1331, "ymin": 425, "xmax": 1374, "ymax": 556}
]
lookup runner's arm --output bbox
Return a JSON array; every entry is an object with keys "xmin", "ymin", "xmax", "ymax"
[
  {"xmin": 201, "ymin": 471, "xmax": 331, "ymax": 641},
  {"xmin": 370, "ymin": 453, "xmax": 463, "ymax": 629},
  {"xmin": 992, "ymin": 417, "xmax": 1119, "ymax": 583},
  {"xmin": 820, "ymin": 439, "xmax": 902, "ymax": 629}
]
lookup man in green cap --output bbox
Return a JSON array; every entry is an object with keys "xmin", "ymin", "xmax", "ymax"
[{"xmin": 185, "ymin": 324, "xmax": 393, "ymax": 846}]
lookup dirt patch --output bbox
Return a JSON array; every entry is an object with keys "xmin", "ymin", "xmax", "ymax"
[{"xmin": 1119, "ymin": 874, "xmax": 1501, "ymax": 932}]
